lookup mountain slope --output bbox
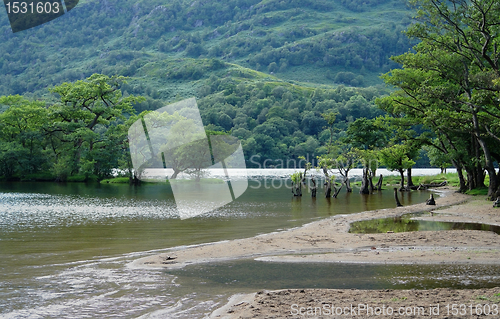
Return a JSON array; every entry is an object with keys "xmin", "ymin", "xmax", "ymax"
[
  {"xmin": 0, "ymin": 0, "xmax": 421, "ymax": 166},
  {"xmin": 0, "ymin": 0, "xmax": 414, "ymax": 99}
]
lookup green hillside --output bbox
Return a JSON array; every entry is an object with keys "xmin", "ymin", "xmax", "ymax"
[
  {"xmin": 0, "ymin": 0, "xmax": 422, "ymax": 177},
  {"xmin": 0, "ymin": 0, "xmax": 413, "ymax": 99}
]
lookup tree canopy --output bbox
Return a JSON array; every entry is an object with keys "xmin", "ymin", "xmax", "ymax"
[{"xmin": 377, "ymin": 0, "xmax": 500, "ymax": 199}]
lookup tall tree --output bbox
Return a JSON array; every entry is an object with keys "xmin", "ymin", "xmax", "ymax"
[{"xmin": 47, "ymin": 74, "xmax": 143, "ymax": 180}]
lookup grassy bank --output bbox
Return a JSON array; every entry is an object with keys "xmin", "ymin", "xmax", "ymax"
[{"xmin": 375, "ymin": 173, "xmax": 489, "ymax": 196}]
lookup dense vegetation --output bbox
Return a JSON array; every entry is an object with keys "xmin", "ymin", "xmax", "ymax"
[
  {"xmin": 0, "ymin": 75, "xmax": 143, "ymax": 182},
  {"xmin": 0, "ymin": 0, "xmax": 415, "ymax": 180},
  {"xmin": 377, "ymin": 0, "xmax": 500, "ymax": 199},
  {"xmin": 0, "ymin": 72, "xmax": 391, "ymax": 182},
  {"xmin": 0, "ymin": 0, "xmax": 413, "ymax": 98},
  {"xmin": 0, "ymin": 0, "xmax": 498, "ymax": 199}
]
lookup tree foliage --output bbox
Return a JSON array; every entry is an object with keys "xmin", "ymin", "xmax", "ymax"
[
  {"xmin": 378, "ymin": 0, "xmax": 500, "ymax": 198},
  {"xmin": 0, "ymin": 74, "xmax": 144, "ymax": 181}
]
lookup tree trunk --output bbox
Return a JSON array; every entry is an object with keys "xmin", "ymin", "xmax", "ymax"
[
  {"xmin": 466, "ymin": 168, "xmax": 475, "ymax": 190},
  {"xmin": 311, "ymin": 178, "xmax": 317, "ymax": 198},
  {"xmin": 131, "ymin": 173, "xmax": 141, "ymax": 185},
  {"xmin": 324, "ymin": 179, "xmax": 332, "ymax": 198},
  {"xmin": 171, "ymin": 170, "xmax": 180, "ymax": 179},
  {"xmin": 472, "ymin": 110, "xmax": 496, "ymax": 198},
  {"xmin": 292, "ymin": 179, "xmax": 302, "ymax": 196},
  {"xmin": 368, "ymin": 175, "xmax": 375, "ymax": 193},
  {"xmin": 477, "ymin": 138, "xmax": 499, "ymax": 199},
  {"xmin": 344, "ymin": 177, "xmax": 352, "ymax": 193},
  {"xmin": 332, "ymin": 184, "xmax": 343, "ymax": 198},
  {"xmin": 359, "ymin": 167, "xmax": 370, "ymax": 194},
  {"xmin": 399, "ymin": 169, "xmax": 405, "ymax": 191},
  {"xmin": 407, "ymin": 167, "xmax": 414, "ymax": 188}
]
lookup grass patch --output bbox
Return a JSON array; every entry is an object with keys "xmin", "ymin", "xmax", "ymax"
[
  {"xmin": 140, "ymin": 179, "xmax": 170, "ymax": 184},
  {"xmin": 414, "ymin": 173, "xmax": 460, "ymax": 187},
  {"xmin": 466, "ymin": 187, "xmax": 489, "ymax": 196},
  {"xmin": 380, "ymin": 173, "xmax": 461, "ymax": 188}
]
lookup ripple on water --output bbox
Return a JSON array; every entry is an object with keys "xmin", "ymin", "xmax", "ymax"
[
  {"xmin": 2, "ymin": 255, "xmax": 186, "ymax": 318},
  {"xmin": 0, "ymin": 192, "xmax": 180, "ymax": 230}
]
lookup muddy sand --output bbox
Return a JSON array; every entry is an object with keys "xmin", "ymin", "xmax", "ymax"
[{"xmin": 132, "ymin": 188, "xmax": 500, "ymax": 318}]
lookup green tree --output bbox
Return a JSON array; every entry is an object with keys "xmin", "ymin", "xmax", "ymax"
[
  {"xmin": 321, "ymin": 111, "xmax": 338, "ymax": 154},
  {"xmin": 47, "ymin": 74, "xmax": 144, "ymax": 180},
  {"xmin": 345, "ymin": 118, "xmax": 387, "ymax": 150},
  {"xmin": 0, "ymin": 95, "xmax": 48, "ymax": 178},
  {"xmin": 379, "ymin": 0, "xmax": 500, "ymax": 199},
  {"xmin": 424, "ymin": 144, "xmax": 452, "ymax": 174},
  {"xmin": 379, "ymin": 144, "xmax": 415, "ymax": 191}
]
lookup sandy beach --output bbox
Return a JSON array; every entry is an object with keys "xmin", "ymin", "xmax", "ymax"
[
  {"xmin": 134, "ymin": 188, "xmax": 500, "ymax": 269},
  {"xmin": 209, "ymin": 287, "xmax": 500, "ymax": 318},
  {"xmin": 132, "ymin": 188, "xmax": 500, "ymax": 318}
]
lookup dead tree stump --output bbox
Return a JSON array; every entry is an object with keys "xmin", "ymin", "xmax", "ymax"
[{"xmin": 426, "ymin": 193, "xmax": 436, "ymax": 205}]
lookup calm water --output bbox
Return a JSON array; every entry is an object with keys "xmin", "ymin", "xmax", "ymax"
[
  {"xmin": 350, "ymin": 213, "xmax": 500, "ymax": 235},
  {"xmin": 0, "ymin": 169, "xmax": 469, "ymax": 318}
]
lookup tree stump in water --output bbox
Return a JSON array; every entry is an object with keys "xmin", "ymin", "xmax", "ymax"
[
  {"xmin": 332, "ymin": 184, "xmax": 343, "ymax": 198},
  {"xmin": 359, "ymin": 167, "xmax": 370, "ymax": 194},
  {"xmin": 394, "ymin": 188, "xmax": 403, "ymax": 207},
  {"xmin": 324, "ymin": 179, "xmax": 332, "ymax": 198},
  {"xmin": 311, "ymin": 178, "xmax": 317, "ymax": 198},
  {"xmin": 344, "ymin": 177, "xmax": 352, "ymax": 193},
  {"xmin": 426, "ymin": 193, "xmax": 436, "ymax": 205},
  {"xmin": 375, "ymin": 174, "xmax": 383, "ymax": 191}
]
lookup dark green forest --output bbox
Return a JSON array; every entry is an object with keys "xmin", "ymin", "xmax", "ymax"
[{"xmin": 0, "ymin": 0, "xmax": 499, "ymax": 199}]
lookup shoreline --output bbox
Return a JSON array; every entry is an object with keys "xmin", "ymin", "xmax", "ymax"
[
  {"xmin": 131, "ymin": 187, "xmax": 500, "ymax": 318},
  {"xmin": 133, "ymin": 187, "xmax": 500, "ymax": 269}
]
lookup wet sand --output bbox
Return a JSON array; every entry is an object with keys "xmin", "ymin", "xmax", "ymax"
[
  {"xmin": 209, "ymin": 288, "xmax": 500, "ymax": 318},
  {"xmin": 133, "ymin": 188, "xmax": 500, "ymax": 269},
  {"xmin": 202, "ymin": 190, "xmax": 500, "ymax": 319}
]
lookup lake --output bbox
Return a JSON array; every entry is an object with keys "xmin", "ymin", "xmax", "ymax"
[{"xmin": 4, "ymin": 168, "xmax": 492, "ymax": 319}]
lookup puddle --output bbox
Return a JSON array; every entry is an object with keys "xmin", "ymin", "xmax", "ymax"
[
  {"xmin": 349, "ymin": 213, "xmax": 500, "ymax": 234},
  {"xmin": 168, "ymin": 260, "xmax": 500, "ymax": 290}
]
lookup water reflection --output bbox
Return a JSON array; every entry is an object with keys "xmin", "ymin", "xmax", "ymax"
[
  {"xmin": 350, "ymin": 214, "xmax": 500, "ymax": 235},
  {"xmin": 0, "ymin": 180, "xmax": 435, "ymax": 319},
  {"xmin": 170, "ymin": 260, "xmax": 500, "ymax": 291}
]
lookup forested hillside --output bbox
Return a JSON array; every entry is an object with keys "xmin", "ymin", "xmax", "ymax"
[
  {"xmin": 1, "ymin": 0, "xmax": 498, "ymax": 199},
  {"xmin": 0, "ymin": 0, "xmax": 413, "ymax": 97},
  {"xmin": 0, "ymin": 0, "xmax": 418, "ymax": 169}
]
